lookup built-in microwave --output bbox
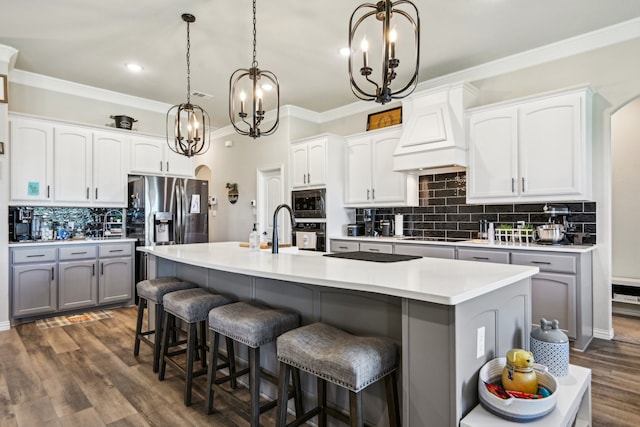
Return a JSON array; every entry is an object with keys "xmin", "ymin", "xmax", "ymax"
[{"xmin": 292, "ymin": 189, "xmax": 325, "ymax": 218}]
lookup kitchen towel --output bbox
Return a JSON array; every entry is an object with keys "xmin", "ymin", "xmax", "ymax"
[{"xmin": 394, "ymin": 214, "xmax": 404, "ymax": 236}]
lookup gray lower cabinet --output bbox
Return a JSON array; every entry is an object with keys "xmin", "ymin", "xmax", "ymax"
[
  {"xmin": 359, "ymin": 242, "xmax": 393, "ymax": 254},
  {"xmin": 98, "ymin": 243, "xmax": 134, "ymax": 304},
  {"xmin": 11, "ymin": 247, "xmax": 58, "ymax": 318},
  {"xmin": 59, "ymin": 245, "xmax": 98, "ymax": 310},
  {"xmin": 529, "ymin": 272, "xmax": 577, "ymax": 339},
  {"xmin": 394, "ymin": 243, "xmax": 456, "ymax": 259},
  {"xmin": 10, "ymin": 241, "xmax": 134, "ymax": 321}
]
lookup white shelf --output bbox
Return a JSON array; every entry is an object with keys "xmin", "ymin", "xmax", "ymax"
[{"xmin": 612, "ymin": 277, "xmax": 640, "ymax": 288}]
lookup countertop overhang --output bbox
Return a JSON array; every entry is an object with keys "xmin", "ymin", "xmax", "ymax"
[{"xmin": 139, "ymin": 242, "xmax": 538, "ymax": 306}]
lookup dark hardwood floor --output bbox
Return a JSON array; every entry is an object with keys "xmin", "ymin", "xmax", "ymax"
[{"xmin": 1, "ymin": 307, "xmax": 640, "ymax": 426}]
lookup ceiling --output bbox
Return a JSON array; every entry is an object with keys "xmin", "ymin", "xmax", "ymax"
[{"xmin": 2, "ymin": 0, "xmax": 640, "ymax": 129}]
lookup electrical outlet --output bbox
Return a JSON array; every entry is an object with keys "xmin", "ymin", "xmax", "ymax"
[{"xmin": 476, "ymin": 326, "xmax": 485, "ymax": 359}]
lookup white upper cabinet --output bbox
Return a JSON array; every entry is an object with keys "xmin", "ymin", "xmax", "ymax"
[
  {"xmin": 93, "ymin": 131, "xmax": 128, "ymax": 205},
  {"xmin": 10, "ymin": 118, "xmax": 54, "ymax": 202},
  {"xmin": 54, "ymin": 126, "xmax": 93, "ymax": 203},
  {"xmin": 345, "ymin": 127, "xmax": 418, "ymax": 207},
  {"xmin": 130, "ymin": 136, "xmax": 194, "ymax": 177},
  {"xmin": 291, "ymin": 138, "xmax": 326, "ymax": 188},
  {"xmin": 10, "ymin": 116, "xmax": 128, "ymax": 206},
  {"xmin": 467, "ymin": 86, "xmax": 593, "ymax": 204}
]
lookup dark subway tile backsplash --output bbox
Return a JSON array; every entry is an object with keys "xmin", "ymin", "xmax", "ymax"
[{"xmin": 356, "ymin": 171, "xmax": 597, "ymax": 244}]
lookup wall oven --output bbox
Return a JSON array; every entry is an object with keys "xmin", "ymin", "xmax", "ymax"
[
  {"xmin": 292, "ymin": 222, "xmax": 326, "ymax": 252},
  {"xmin": 292, "ymin": 189, "xmax": 326, "ymax": 218}
]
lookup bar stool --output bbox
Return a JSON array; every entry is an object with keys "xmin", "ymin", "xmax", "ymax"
[
  {"xmin": 205, "ymin": 301, "xmax": 303, "ymax": 427},
  {"xmin": 275, "ymin": 322, "xmax": 401, "ymax": 427},
  {"xmin": 133, "ymin": 277, "xmax": 196, "ymax": 373},
  {"xmin": 159, "ymin": 287, "xmax": 234, "ymax": 406}
]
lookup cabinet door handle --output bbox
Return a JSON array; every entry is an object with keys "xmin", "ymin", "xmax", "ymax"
[
  {"xmin": 369, "ymin": 248, "xmax": 380, "ymax": 252},
  {"xmin": 71, "ymin": 251, "xmax": 87, "ymax": 255},
  {"xmin": 472, "ymin": 256, "xmax": 490, "ymax": 260},
  {"xmin": 101, "ymin": 262, "xmax": 104, "ymax": 275},
  {"xmin": 95, "ymin": 188, "xmax": 99, "ymax": 199},
  {"xmin": 303, "ymin": 174, "xmax": 306, "ymax": 184},
  {"xmin": 47, "ymin": 185, "xmax": 51, "ymax": 198},
  {"xmin": 27, "ymin": 254, "xmax": 45, "ymax": 258},
  {"xmin": 51, "ymin": 267, "xmax": 55, "ymax": 281},
  {"xmin": 521, "ymin": 177, "xmax": 526, "ymax": 192},
  {"xmin": 92, "ymin": 264, "xmax": 95, "ymax": 276},
  {"xmin": 109, "ymin": 249, "xmax": 124, "ymax": 253},
  {"xmin": 166, "ymin": 162, "xmax": 170, "ymax": 172},
  {"xmin": 367, "ymin": 189, "xmax": 370, "ymax": 200},
  {"xmin": 160, "ymin": 161, "xmax": 163, "ymax": 172},
  {"xmin": 371, "ymin": 189, "xmax": 375, "ymax": 200},
  {"xmin": 86, "ymin": 187, "xmax": 90, "ymax": 199},
  {"xmin": 511, "ymin": 178, "xmax": 516, "ymax": 193},
  {"xmin": 338, "ymin": 246, "xmax": 349, "ymax": 250},
  {"xmin": 307, "ymin": 173, "xmax": 310, "ymax": 183},
  {"xmin": 530, "ymin": 261, "xmax": 551, "ymax": 265}
]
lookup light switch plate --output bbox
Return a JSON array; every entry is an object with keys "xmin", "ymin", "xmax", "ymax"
[{"xmin": 476, "ymin": 326, "xmax": 485, "ymax": 359}]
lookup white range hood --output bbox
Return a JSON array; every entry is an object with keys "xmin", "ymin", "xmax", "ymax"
[{"xmin": 393, "ymin": 82, "xmax": 478, "ymax": 173}]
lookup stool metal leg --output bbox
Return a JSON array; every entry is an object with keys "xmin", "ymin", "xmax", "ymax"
[
  {"xmin": 385, "ymin": 371, "xmax": 401, "ymax": 427},
  {"xmin": 158, "ymin": 313, "xmax": 173, "ymax": 381},
  {"xmin": 226, "ymin": 336, "xmax": 237, "ymax": 389},
  {"xmin": 249, "ymin": 346, "xmax": 261, "ymax": 427},
  {"xmin": 349, "ymin": 390, "xmax": 363, "ymax": 427},
  {"xmin": 205, "ymin": 330, "xmax": 220, "ymax": 414},
  {"xmin": 185, "ymin": 322, "xmax": 198, "ymax": 406},
  {"xmin": 153, "ymin": 302, "xmax": 163, "ymax": 373},
  {"xmin": 292, "ymin": 367, "xmax": 303, "ymax": 417},
  {"xmin": 276, "ymin": 361, "xmax": 291, "ymax": 427},
  {"xmin": 199, "ymin": 320, "xmax": 207, "ymax": 368},
  {"xmin": 318, "ymin": 378, "xmax": 327, "ymax": 427},
  {"xmin": 133, "ymin": 297, "xmax": 146, "ymax": 356}
]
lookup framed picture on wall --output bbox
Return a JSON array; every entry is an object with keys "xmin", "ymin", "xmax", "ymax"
[
  {"xmin": 366, "ymin": 106, "xmax": 402, "ymax": 131},
  {"xmin": 0, "ymin": 74, "xmax": 7, "ymax": 103}
]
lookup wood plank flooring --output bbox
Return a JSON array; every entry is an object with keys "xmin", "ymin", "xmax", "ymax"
[{"xmin": 1, "ymin": 307, "xmax": 640, "ymax": 426}]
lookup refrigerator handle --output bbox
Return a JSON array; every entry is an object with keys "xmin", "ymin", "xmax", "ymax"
[{"xmin": 176, "ymin": 182, "xmax": 184, "ymax": 244}]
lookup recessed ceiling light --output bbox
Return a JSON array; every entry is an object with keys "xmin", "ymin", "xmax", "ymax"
[
  {"xmin": 339, "ymin": 47, "xmax": 352, "ymax": 57},
  {"xmin": 126, "ymin": 63, "xmax": 143, "ymax": 73}
]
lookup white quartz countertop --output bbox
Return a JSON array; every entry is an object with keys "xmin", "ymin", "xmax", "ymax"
[
  {"xmin": 332, "ymin": 235, "xmax": 596, "ymax": 253},
  {"xmin": 139, "ymin": 242, "xmax": 538, "ymax": 306},
  {"xmin": 9, "ymin": 238, "xmax": 136, "ymax": 247}
]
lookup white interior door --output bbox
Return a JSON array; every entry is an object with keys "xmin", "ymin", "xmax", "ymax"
[{"xmin": 257, "ymin": 166, "xmax": 286, "ymax": 244}]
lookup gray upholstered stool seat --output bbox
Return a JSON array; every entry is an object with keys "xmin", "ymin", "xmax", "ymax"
[
  {"xmin": 159, "ymin": 287, "xmax": 234, "ymax": 406},
  {"xmin": 205, "ymin": 302, "xmax": 303, "ymax": 427},
  {"xmin": 275, "ymin": 322, "xmax": 401, "ymax": 427},
  {"xmin": 133, "ymin": 277, "xmax": 196, "ymax": 373}
]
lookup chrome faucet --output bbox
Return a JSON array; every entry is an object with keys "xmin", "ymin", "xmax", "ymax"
[{"xmin": 272, "ymin": 204, "xmax": 296, "ymax": 254}]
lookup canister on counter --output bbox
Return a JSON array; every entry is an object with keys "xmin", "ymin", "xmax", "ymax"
[{"xmin": 530, "ymin": 318, "xmax": 569, "ymax": 377}]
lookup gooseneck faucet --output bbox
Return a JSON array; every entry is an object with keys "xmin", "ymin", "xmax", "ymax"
[{"xmin": 272, "ymin": 204, "xmax": 296, "ymax": 254}]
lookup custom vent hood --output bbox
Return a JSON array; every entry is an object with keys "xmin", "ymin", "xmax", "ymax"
[{"xmin": 393, "ymin": 82, "xmax": 478, "ymax": 173}]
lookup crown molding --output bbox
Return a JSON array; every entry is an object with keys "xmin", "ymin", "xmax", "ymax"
[
  {"xmin": 9, "ymin": 69, "xmax": 172, "ymax": 113},
  {"xmin": 0, "ymin": 44, "xmax": 18, "ymax": 69}
]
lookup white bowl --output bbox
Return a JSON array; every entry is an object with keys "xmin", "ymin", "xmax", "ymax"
[{"xmin": 478, "ymin": 357, "xmax": 558, "ymax": 422}]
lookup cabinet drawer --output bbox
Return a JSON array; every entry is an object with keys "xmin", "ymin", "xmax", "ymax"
[
  {"xmin": 394, "ymin": 244, "xmax": 455, "ymax": 259},
  {"xmin": 330, "ymin": 240, "xmax": 359, "ymax": 253},
  {"xmin": 12, "ymin": 247, "xmax": 57, "ymax": 264},
  {"xmin": 59, "ymin": 245, "xmax": 97, "ymax": 261},
  {"xmin": 457, "ymin": 248, "xmax": 509, "ymax": 264},
  {"xmin": 99, "ymin": 243, "xmax": 133, "ymax": 258},
  {"xmin": 511, "ymin": 252, "xmax": 576, "ymax": 274},
  {"xmin": 359, "ymin": 242, "xmax": 393, "ymax": 254}
]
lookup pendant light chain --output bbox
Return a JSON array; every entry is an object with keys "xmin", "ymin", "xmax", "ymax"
[
  {"xmin": 186, "ymin": 20, "xmax": 192, "ymax": 104},
  {"xmin": 251, "ymin": 0, "xmax": 258, "ymax": 69}
]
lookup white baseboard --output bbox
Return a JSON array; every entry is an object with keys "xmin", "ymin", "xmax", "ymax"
[{"xmin": 0, "ymin": 321, "xmax": 11, "ymax": 331}]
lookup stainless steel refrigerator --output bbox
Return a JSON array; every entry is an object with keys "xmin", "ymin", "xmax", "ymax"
[{"xmin": 127, "ymin": 176, "xmax": 209, "ymax": 282}]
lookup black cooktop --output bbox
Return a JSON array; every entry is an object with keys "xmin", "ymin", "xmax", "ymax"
[{"xmin": 324, "ymin": 251, "xmax": 422, "ymax": 263}]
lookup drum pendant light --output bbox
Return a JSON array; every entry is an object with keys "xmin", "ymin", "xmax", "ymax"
[
  {"xmin": 166, "ymin": 13, "xmax": 210, "ymax": 157},
  {"xmin": 348, "ymin": 0, "xmax": 420, "ymax": 104},
  {"xmin": 229, "ymin": 0, "xmax": 280, "ymax": 139}
]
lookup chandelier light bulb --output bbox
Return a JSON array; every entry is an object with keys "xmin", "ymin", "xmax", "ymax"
[
  {"xmin": 389, "ymin": 26, "xmax": 397, "ymax": 59},
  {"xmin": 361, "ymin": 36, "xmax": 369, "ymax": 68}
]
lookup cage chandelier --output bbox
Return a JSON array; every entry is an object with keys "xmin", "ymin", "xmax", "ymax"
[
  {"xmin": 166, "ymin": 13, "xmax": 210, "ymax": 157},
  {"xmin": 349, "ymin": 0, "xmax": 420, "ymax": 104},
  {"xmin": 229, "ymin": 0, "xmax": 280, "ymax": 139}
]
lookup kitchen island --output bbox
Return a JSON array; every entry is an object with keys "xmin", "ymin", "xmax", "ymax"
[{"xmin": 140, "ymin": 242, "xmax": 538, "ymax": 427}]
